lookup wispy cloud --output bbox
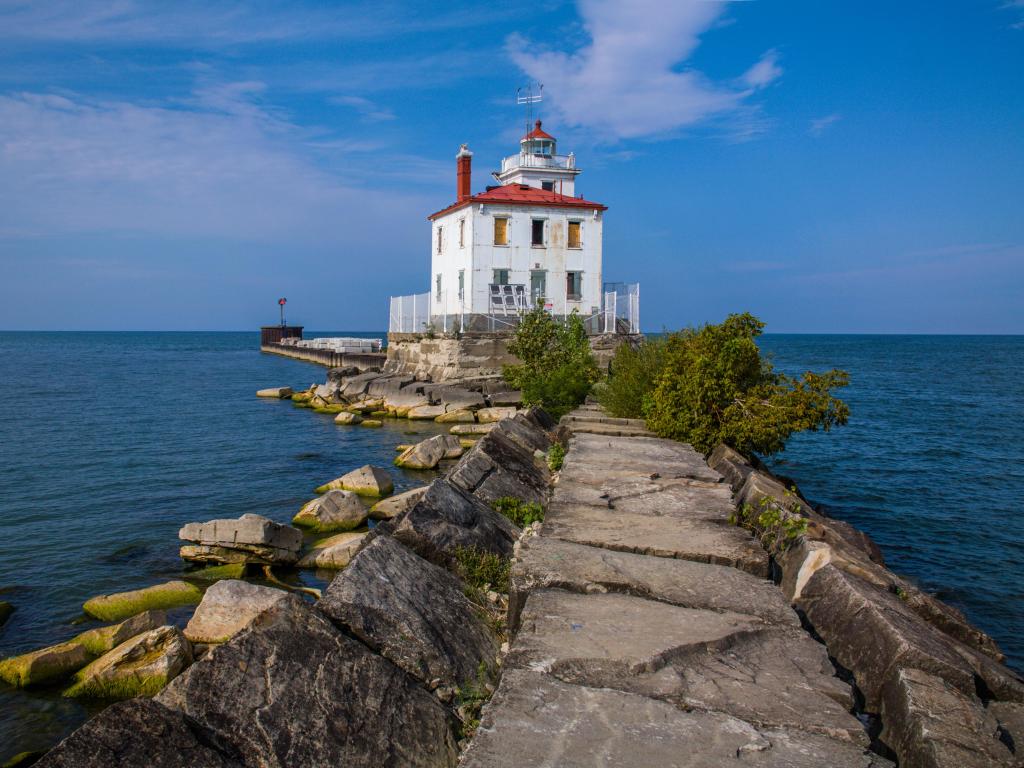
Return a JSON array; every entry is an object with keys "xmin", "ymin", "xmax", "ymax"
[
  {"xmin": 809, "ymin": 113, "xmax": 841, "ymax": 137},
  {"xmin": 0, "ymin": 86, "xmax": 430, "ymax": 244},
  {"xmin": 1001, "ymin": 0, "xmax": 1024, "ymax": 28},
  {"xmin": 0, "ymin": 0, "xmax": 521, "ymax": 45},
  {"xmin": 329, "ymin": 95, "xmax": 396, "ymax": 122},
  {"xmin": 507, "ymin": 0, "xmax": 781, "ymax": 140}
]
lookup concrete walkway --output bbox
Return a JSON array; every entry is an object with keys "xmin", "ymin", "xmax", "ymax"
[{"xmin": 461, "ymin": 408, "xmax": 893, "ymax": 767}]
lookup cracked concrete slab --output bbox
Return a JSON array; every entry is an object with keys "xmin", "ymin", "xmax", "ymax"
[
  {"xmin": 507, "ymin": 589, "xmax": 867, "ymax": 745},
  {"xmin": 461, "ymin": 669, "xmax": 893, "ymax": 768}
]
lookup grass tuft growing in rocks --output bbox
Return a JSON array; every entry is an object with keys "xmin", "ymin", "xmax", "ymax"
[
  {"xmin": 453, "ymin": 546, "xmax": 510, "ymax": 594},
  {"xmin": 454, "ymin": 660, "xmax": 495, "ymax": 742},
  {"xmin": 491, "ymin": 497, "xmax": 544, "ymax": 528},
  {"xmin": 546, "ymin": 443, "xmax": 565, "ymax": 471}
]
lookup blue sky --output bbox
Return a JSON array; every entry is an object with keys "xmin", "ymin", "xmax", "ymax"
[{"xmin": 1, "ymin": 0, "xmax": 1022, "ymax": 333}]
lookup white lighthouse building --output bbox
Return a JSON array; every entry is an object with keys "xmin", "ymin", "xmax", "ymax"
[{"xmin": 389, "ymin": 120, "xmax": 637, "ymax": 335}]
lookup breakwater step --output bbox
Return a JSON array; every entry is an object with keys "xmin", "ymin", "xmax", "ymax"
[{"xmin": 462, "ymin": 407, "xmax": 1024, "ymax": 767}]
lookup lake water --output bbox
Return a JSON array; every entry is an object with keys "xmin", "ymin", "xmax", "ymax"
[{"xmin": 0, "ymin": 331, "xmax": 1021, "ymax": 761}]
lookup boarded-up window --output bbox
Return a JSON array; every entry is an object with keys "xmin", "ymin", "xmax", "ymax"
[
  {"xmin": 458, "ymin": 219, "xmax": 465, "ymax": 247},
  {"xmin": 437, "ymin": 227, "xmax": 443, "ymax": 254},
  {"xmin": 566, "ymin": 271, "xmax": 582, "ymax": 300},
  {"xmin": 436, "ymin": 273, "xmax": 442, "ymax": 300},
  {"xmin": 568, "ymin": 221, "xmax": 581, "ymax": 248},
  {"xmin": 458, "ymin": 269, "xmax": 464, "ymax": 300},
  {"xmin": 494, "ymin": 217, "xmax": 508, "ymax": 246}
]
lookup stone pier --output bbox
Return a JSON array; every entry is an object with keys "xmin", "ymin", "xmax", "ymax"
[{"xmin": 462, "ymin": 406, "xmax": 894, "ymax": 767}]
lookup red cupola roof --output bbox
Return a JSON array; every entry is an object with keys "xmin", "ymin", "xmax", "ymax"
[{"xmin": 522, "ymin": 119, "xmax": 555, "ymax": 141}]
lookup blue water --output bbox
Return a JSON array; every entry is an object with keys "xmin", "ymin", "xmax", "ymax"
[
  {"xmin": 0, "ymin": 331, "xmax": 453, "ymax": 762},
  {"xmin": 759, "ymin": 335, "xmax": 1024, "ymax": 676},
  {"xmin": 0, "ymin": 333, "xmax": 1021, "ymax": 761}
]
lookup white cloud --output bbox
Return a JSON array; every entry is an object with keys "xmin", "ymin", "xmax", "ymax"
[
  {"xmin": 743, "ymin": 49, "xmax": 782, "ymax": 89},
  {"xmin": 0, "ymin": 0, "xmax": 520, "ymax": 45},
  {"xmin": 0, "ymin": 87, "xmax": 430, "ymax": 244},
  {"xmin": 329, "ymin": 95, "xmax": 396, "ymax": 122},
  {"xmin": 808, "ymin": 113, "xmax": 841, "ymax": 137},
  {"xmin": 507, "ymin": 0, "xmax": 781, "ymax": 140}
]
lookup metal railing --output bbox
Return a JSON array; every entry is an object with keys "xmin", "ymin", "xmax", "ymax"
[
  {"xmin": 388, "ymin": 282, "xmax": 639, "ymax": 335},
  {"xmin": 500, "ymin": 152, "xmax": 576, "ymax": 174},
  {"xmin": 389, "ymin": 292, "xmax": 430, "ymax": 334}
]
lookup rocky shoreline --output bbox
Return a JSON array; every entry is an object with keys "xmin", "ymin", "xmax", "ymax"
[{"xmin": 2, "ymin": 363, "xmax": 1022, "ymax": 767}]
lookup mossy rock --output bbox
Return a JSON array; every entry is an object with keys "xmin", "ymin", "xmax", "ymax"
[
  {"xmin": 291, "ymin": 399, "xmax": 312, "ymax": 408},
  {"xmin": 0, "ymin": 601, "xmax": 13, "ymax": 628},
  {"xmin": 64, "ymin": 626, "xmax": 191, "ymax": 700},
  {"xmin": 313, "ymin": 404, "xmax": 346, "ymax": 414},
  {"xmin": 291, "ymin": 391, "xmax": 313, "ymax": 403},
  {"xmin": 369, "ymin": 410, "xmax": 389, "ymax": 418},
  {"xmin": 394, "ymin": 444, "xmax": 413, "ymax": 452},
  {"xmin": 361, "ymin": 419, "xmax": 383, "ymax": 428},
  {"xmin": 70, "ymin": 609, "xmax": 167, "ymax": 656},
  {"xmin": 0, "ymin": 641, "xmax": 91, "ymax": 687},
  {"xmin": 184, "ymin": 563, "xmax": 246, "ymax": 582},
  {"xmin": 83, "ymin": 581, "xmax": 202, "ymax": 622}
]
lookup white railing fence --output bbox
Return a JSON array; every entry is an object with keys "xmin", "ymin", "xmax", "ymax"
[
  {"xmin": 388, "ymin": 292, "xmax": 430, "ymax": 334},
  {"xmin": 387, "ymin": 282, "xmax": 639, "ymax": 335}
]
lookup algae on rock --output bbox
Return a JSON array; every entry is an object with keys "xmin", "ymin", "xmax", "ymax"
[
  {"xmin": 83, "ymin": 581, "xmax": 203, "ymax": 622},
  {"xmin": 64, "ymin": 625, "xmax": 192, "ymax": 699},
  {"xmin": 0, "ymin": 640, "xmax": 91, "ymax": 687}
]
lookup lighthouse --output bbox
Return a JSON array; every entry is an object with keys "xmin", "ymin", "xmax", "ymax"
[{"xmin": 426, "ymin": 120, "xmax": 607, "ymax": 327}]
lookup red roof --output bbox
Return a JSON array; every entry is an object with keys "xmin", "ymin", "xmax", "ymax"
[
  {"xmin": 428, "ymin": 184, "xmax": 606, "ymax": 220},
  {"xmin": 522, "ymin": 119, "xmax": 555, "ymax": 141}
]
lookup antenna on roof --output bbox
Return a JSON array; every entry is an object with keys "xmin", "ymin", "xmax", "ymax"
[{"xmin": 516, "ymin": 84, "xmax": 543, "ymax": 139}]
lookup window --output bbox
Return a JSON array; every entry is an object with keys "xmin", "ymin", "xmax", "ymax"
[
  {"xmin": 568, "ymin": 221, "xmax": 581, "ymax": 249},
  {"xmin": 566, "ymin": 271, "xmax": 582, "ymax": 301},
  {"xmin": 492, "ymin": 269, "xmax": 509, "ymax": 286},
  {"xmin": 436, "ymin": 273, "xmax": 442, "ymax": 300},
  {"xmin": 436, "ymin": 226, "xmax": 443, "ymax": 254},
  {"xmin": 531, "ymin": 219, "xmax": 545, "ymax": 246},
  {"xmin": 493, "ymin": 217, "xmax": 508, "ymax": 246},
  {"xmin": 541, "ymin": 181, "xmax": 554, "ymax": 192},
  {"xmin": 530, "ymin": 270, "xmax": 546, "ymax": 303},
  {"xmin": 458, "ymin": 269, "xmax": 465, "ymax": 301},
  {"xmin": 458, "ymin": 218, "xmax": 465, "ymax": 248}
]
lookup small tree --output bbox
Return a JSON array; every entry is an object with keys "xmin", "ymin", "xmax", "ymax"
[
  {"xmin": 597, "ymin": 335, "xmax": 668, "ymax": 419},
  {"xmin": 644, "ymin": 313, "xmax": 850, "ymax": 455},
  {"xmin": 504, "ymin": 304, "xmax": 599, "ymax": 419}
]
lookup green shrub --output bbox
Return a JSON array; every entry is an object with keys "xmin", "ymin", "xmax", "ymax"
[
  {"xmin": 597, "ymin": 335, "xmax": 668, "ymax": 418},
  {"xmin": 546, "ymin": 443, "xmax": 565, "ymax": 471},
  {"xmin": 492, "ymin": 497, "xmax": 545, "ymax": 527},
  {"xmin": 644, "ymin": 313, "xmax": 850, "ymax": 456},
  {"xmin": 453, "ymin": 546, "xmax": 510, "ymax": 594},
  {"xmin": 504, "ymin": 305, "xmax": 599, "ymax": 420}
]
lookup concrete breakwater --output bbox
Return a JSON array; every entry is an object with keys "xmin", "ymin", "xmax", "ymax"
[{"xmin": 21, "ymin": 389, "xmax": 1024, "ymax": 766}]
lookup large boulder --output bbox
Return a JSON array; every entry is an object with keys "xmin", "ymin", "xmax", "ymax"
[
  {"xmin": 184, "ymin": 580, "xmax": 289, "ymax": 644},
  {"xmin": 83, "ymin": 581, "xmax": 203, "ymax": 622},
  {"xmin": 488, "ymin": 391, "xmax": 523, "ymax": 407},
  {"xmin": 71, "ymin": 609, "xmax": 167, "ymax": 655},
  {"xmin": 297, "ymin": 531, "xmax": 368, "ymax": 569},
  {"xmin": 256, "ymin": 387, "xmax": 293, "ymax": 399},
  {"xmin": 797, "ymin": 563, "xmax": 979, "ymax": 711},
  {"xmin": 407, "ymin": 404, "xmax": 446, "ymax": 420},
  {"xmin": 435, "ymin": 409, "xmax": 476, "ymax": 423},
  {"xmin": 0, "ymin": 640, "xmax": 91, "ymax": 687},
  {"xmin": 369, "ymin": 486, "xmax": 429, "ymax": 520},
  {"xmin": 447, "ymin": 427, "xmax": 550, "ymax": 506},
  {"xmin": 384, "ymin": 479, "xmax": 519, "ymax": 564},
  {"xmin": 292, "ymin": 490, "xmax": 368, "ymax": 533},
  {"xmin": 179, "ymin": 514, "xmax": 302, "ymax": 565},
  {"xmin": 33, "ymin": 698, "xmax": 246, "ymax": 768},
  {"xmin": 450, "ymin": 423, "xmax": 496, "ymax": 436},
  {"xmin": 316, "ymin": 465, "xmax": 394, "ymax": 497},
  {"xmin": 157, "ymin": 596, "xmax": 457, "ymax": 767},
  {"xmin": 706, "ymin": 443, "xmax": 755, "ymax": 491},
  {"xmin": 319, "ymin": 535, "xmax": 499, "ymax": 689},
  {"xmin": 0, "ymin": 600, "xmax": 12, "ymax": 627},
  {"xmin": 394, "ymin": 435, "xmax": 449, "ymax": 470},
  {"xmin": 64, "ymin": 625, "xmax": 192, "ymax": 699},
  {"xmin": 334, "ymin": 411, "xmax": 362, "ymax": 425},
  {"xmin": 476, "ymin": 406, "xmax": 517, "ymax": 424},
  {"xmin": 879, "ymin": 667, "xmax": 1015, "ymax": 767}
]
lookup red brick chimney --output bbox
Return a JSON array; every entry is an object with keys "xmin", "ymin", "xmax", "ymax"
[{"xmin": 456, "ymin": 144, "xmax": 473, "ymax": 201}]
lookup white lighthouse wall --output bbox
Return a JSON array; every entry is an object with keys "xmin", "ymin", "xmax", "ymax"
[{"xmin": 430, "ymin": 204, "xmax": 603, "ymax": 322}]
